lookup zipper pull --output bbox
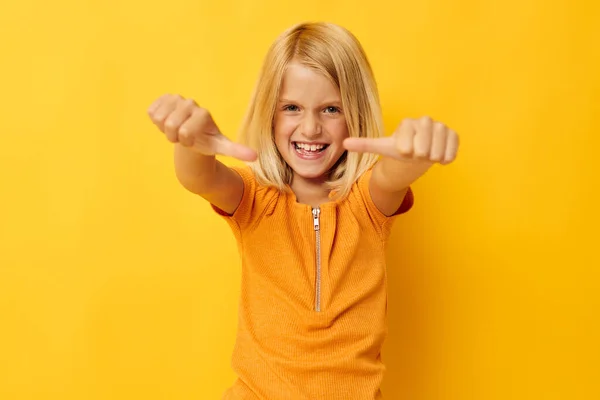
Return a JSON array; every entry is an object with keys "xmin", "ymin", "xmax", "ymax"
[{"xmin": 312, "ymin": 208, "xmax": 320, "ymax": 231}]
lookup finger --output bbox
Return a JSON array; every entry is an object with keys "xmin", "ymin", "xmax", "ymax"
[
  {"xmin": 147, "ymin": 97, "xmax": 162, "ymax": 115},
  {"xmin": 149, "ymin": 94, "xmax": 176, "ymax": 125},
  {"xmin": 177, "ymin": 121, "xmax": 195, "ymax": 148},
  {"xmin": 214, "ymin": 135, "xmax": 258, "ymax": 161},
  {"xmin": 164, "ymin": 98, "xmax": 196, "ymax": 145},
  {"xmin": 396, "ymin": 120, "xmax": 416, "ymax": 156},
  {"xmin": 343, "ymin": 136, "xmax": 398, "ymax": 158},
  {"xmin": 413, "ymin": 117, "xmax": 433, "ymax": 159},
  {"xmin": 147, "ymin": 94, "xmax": 169, "ymax": 115},
  {"xmin": 152, "ymin": 95, "xmax": 181, "ymax": 140},
  {"xmin": 442, "ymin": 129, "xmax": 459, "ymax": 164},
  {"xmin": 182, "ymin": 106, "xmax": 220, "ymax": 135},
  {"xmin": 179, "ymin": 107, "xmax": 221, "ymax": 148},
  {"xmin": 429, "ymin": 122, "xmax": 448, "ymax": 162}
]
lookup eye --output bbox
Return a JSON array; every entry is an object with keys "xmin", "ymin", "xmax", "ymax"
[
  {"xmin": 324, "ymin": 106, "xmax": 340, "ymax": 114},
  {"xmin": 283, "ymin": 105, "xmax": 299, "ymax": 112}
]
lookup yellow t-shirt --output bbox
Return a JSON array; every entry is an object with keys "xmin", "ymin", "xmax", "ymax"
[{"xmin": 212, "ymin": 165, "xmax": 413, "ymax": 400}]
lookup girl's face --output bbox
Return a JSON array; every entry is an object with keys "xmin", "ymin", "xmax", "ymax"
[{"xmin": 273, "ymin": 62, "xmax": 349, "ymax": 182}]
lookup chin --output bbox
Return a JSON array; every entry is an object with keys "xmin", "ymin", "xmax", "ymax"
[{"xmin": 291, "ymin": 166, "xmax": 330, "ymax": 180}]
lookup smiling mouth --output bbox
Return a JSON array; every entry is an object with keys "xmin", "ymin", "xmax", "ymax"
[{"xmin": 293, "ymin": 142, "xmax": 329, "ymax": 153}]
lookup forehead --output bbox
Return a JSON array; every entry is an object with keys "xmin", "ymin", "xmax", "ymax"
[{"xmin": 279, "ymin": 62, "xmax": 340, "ymax": 100}]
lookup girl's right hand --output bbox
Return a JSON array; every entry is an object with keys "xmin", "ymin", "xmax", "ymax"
[{"xmin": 147, "ymin": 94, "xmax": 257, "ymax": 162}]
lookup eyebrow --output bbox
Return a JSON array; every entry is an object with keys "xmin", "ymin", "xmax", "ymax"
[{"xmin": 278, "ymin": 98, "xmax": 342, "ymax": 106}]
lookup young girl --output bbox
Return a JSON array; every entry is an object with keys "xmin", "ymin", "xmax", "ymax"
[{"xmin": 148, "ymin": 22, "xmax": 458, "ymax": 400}]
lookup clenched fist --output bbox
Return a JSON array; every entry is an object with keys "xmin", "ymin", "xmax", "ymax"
[{"xmin": 147, "ymin": 94, "xmax": 257, "ymax": 162}]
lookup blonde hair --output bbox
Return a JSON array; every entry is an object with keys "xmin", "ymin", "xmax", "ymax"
[{"xmin": 238, "ymin": 21, "xmax": 384, "ymax": 200}]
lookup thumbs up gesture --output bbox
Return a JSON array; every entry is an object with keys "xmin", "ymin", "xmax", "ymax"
[{"xmin": 147, "ymin": 94, "xmax": 257, "ymax": 162}]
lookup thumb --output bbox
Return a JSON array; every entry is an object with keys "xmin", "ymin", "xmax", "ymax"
[
  {"xmin": 214, "ymin": 135, "xmax": 258, "ymax": 162},
  {"xmin": 343, "ymin": 137, "xmax": 399, "ymax": 159}
]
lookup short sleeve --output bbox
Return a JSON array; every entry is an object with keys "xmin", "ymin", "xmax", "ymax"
[
  {"xmin": 210, "ymin": 165, "xmax": 258, "ymax": 231},
  {"xmin": 356, "ymin": 167, "xmax": 414, "ymax": 228}
]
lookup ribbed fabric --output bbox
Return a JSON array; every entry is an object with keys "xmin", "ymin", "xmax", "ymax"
[{"xmin": 211, "ymin": 166, "xmax": 413, "ymax": 400}]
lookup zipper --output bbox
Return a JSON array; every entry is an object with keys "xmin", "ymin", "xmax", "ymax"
[{"xmin": 312, "ymin": 207, "xmax": 321, "ymax": 312}]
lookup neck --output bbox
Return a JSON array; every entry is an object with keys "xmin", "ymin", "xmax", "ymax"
[{"xmin": 290, "ymin": 173, "xmax": 330, "ymax": 207}]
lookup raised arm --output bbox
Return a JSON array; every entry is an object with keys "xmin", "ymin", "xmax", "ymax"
[
  {"xmin": 344, "ymin": 116, "xmax": 459, "ymax": 216},
  {"xmin": 147, "ymin": 94, "xmax": 257, "ymax": 215}
]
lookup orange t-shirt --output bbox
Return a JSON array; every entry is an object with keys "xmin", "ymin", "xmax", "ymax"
[{"xmin": 212, "ymin": 165, "xmax": 413, "ymax": 400}]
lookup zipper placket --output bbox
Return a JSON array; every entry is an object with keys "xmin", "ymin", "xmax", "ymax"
[{"xmin": 312, "ymin": 207, "xmax": 321, "ymax": 312}]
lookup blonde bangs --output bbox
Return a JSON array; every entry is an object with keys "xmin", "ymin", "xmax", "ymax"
[{"xmin": 238, "ymin": 22, "xmax": 384, "ymax": 200}]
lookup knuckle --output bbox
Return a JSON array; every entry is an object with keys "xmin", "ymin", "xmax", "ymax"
[
  {"xmin": 183, "ymin": 98, "xmax": 197, "ymax": 108},
  {"xmin": 415, "ymin": 148, "xmax": 429, "ymax": 157},
  {"xmin": 429, "ymin": 151, "xmax": 443, "ymax": 161},
  {"xmin": 396, "ymin": 143, "xmax": 411, "ymax": 155},
  {"xmin": 163, "ymin": 93, "xmax": 176, "ymax": 103},
  {"xmin": 194, "ymin": 106, "xmax": 209, "ymax": 118},
  {"xmin": 170, "ymin": 94, "xmax": 184, "ymax": 106},
  {"xmin": 401, "ymin": 118, "xmax": 414, "ymax": 128},
  {"xmin": 178, "ymin": 126, "xmax": 191, "ymax": 138},
  {"xmin": 419, "ymin": 116, "xmax": 433, "ymax": 128},
  {"xmin": 164, "ymin": 118, "xmax": 178, "ymax": 129}
]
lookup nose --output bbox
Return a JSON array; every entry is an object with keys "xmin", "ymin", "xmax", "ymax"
[{"xmin": 300, "ymin": 112, "xmax": 322, "ymax": 138}]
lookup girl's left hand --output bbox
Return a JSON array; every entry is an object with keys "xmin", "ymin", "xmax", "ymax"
[{"xmin": 343, "ymin": 116, "xmax": 459, "ymax": 165}]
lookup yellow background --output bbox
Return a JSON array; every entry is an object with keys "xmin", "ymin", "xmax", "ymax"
[{"xmin": 1, "ymin": 0, "xmax": 598, "ymax": 399}]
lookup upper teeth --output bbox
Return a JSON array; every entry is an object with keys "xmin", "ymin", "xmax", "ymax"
[{"xmin": 296, "ymin": 143, "xmax": 325, "ymax": 151}]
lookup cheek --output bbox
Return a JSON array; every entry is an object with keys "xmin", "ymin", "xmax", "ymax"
[
  {"xmin": 325, "ymin": 119, "xmax": 349, "ymax": 141},
  {"xmin": 273, "ymin": 116, "xmax": 296, "ymax": 140}
]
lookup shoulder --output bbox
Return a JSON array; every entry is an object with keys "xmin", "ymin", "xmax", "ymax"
[
  {"xmin": 228, "ymin": 164, "xmax": 277, "ymax": 199},
  {"xmin": 211, "ymin": 163, "xmax": 281, "ymax": 228},
  {"xmin": 346, "ymin": 167, "xmax": 414, "ymax": 227}
]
